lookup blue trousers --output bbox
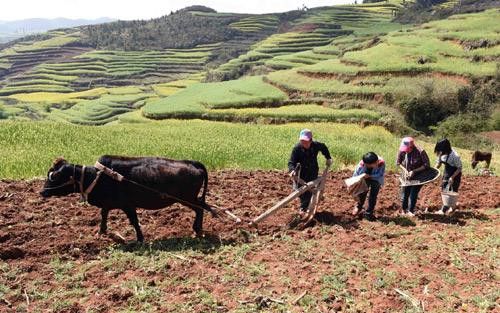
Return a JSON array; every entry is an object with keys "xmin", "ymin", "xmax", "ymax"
[{"xmin": 401, "ymin": 185, "xmax": 422, "ymax": 213}]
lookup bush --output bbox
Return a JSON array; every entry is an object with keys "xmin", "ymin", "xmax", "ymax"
[
  {"xmin": 400, "ymin": 97, "xmax": 449, "ymax": 133},
  {"xmin": 491, "ymin": 111, "xmax": 500, "ymax": 131},
  {"xmin": 457, "ymin": 86, "xmax": 473, "ymax": 112},
  {"xmin": 433, "ymin": 113, "xmax": 494, "ymax": 150},
  {"xmin": 466, "ymin": 77, "xmax": 498, "ymax": 116},
  {"xmin": 0, "ymin": 104, "xmax": 7, "ymax": 119},
  {"xmin": 399, "ymin": 81, "xmax": 452, "ymax": 133}
]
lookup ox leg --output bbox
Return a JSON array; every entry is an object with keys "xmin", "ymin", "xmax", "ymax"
[
  {"xmin": 99, "ymin": 209, "xmax": 109, "ymax": 235},
  {"xmin": 124, "ymin": 208, "xmax": 144, "ymax": 242},
  {"xmin": 193, "ymin": 207, "xmax": 204, "ymax": 237}
]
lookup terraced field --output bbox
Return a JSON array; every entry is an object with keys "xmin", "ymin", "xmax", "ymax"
[
  {"xmin": 229, "ymin": 15, "xmax": 280, "ymax": 33},
  {"xmin": 143, "ymin": 76, "xmax": 288, "ymax": 119},
  {"xmin": 213, "ymin": 2, "xmax": 403, "ymax": 79},
  {"xmin": 0, "ymin": 43, "xmax": 218, "ymax": 96},
  {"xmin": 0, "ymin": 2, "xmax": 498, "ymax": 133},
  {"xmin": 264, "ymin": 9, "xmax": 498, "ymax": 108}
]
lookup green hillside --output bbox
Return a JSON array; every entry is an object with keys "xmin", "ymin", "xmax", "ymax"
[{"xmin": 0, "ymin": 1, "xmax": 498, "ymax": 150}]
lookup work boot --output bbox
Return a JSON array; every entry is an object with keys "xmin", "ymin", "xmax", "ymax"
[{"xmin": 364, "ymin": 212, "xmax": 375, "ymax": 221}]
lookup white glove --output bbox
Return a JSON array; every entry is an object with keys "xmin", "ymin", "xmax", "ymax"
[{"xmin": 289, "ymin": 170, "xmax": 296, "ymax": 177}]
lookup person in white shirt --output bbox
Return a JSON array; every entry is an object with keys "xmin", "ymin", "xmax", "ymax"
[{"xmin": 434, "ymin": 138, "xmax": 462, "ymax": 214}]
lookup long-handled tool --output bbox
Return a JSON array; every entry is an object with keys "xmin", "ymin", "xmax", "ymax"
[
  {"xmin": 249, "ymin": 163, "xmax": 331, "ymax": 228},
  {"xmin": 300, "ymin": 164, "xmax": 330, "ymax": 226}
]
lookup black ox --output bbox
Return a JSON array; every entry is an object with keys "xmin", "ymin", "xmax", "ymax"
[{"xmin": 41, "ymin": 155, "xmax": 218, "ymax": 242}]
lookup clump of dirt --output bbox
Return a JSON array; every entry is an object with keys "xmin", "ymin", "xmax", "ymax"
[{"xmin": 0, "ymin": 246, "xmax": 25, "ymax": 260}]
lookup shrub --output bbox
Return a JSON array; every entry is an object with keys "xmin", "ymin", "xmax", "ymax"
[
  {"xmin": 399, "ymin": 80, "xmax": 453, "ymax": 133},
  {"xmin": 492, "ymin": 111, "xmax": 500, "ymax": 131},
  {"xmin": 466, "ymin": 77, "xmax": 498, "ymax": 116},
  {"xmin": 457, "ymin": 86, "xmax": 473, "ymax": 112},
  {"xmin": 433, "ymin": 113, "xmax": 494, "ymax": 150},
  {"xmin": 0, "ymin": 104, "xmax": 7, "ymax": 119}
]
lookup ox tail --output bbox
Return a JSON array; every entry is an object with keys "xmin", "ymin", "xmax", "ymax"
[
  {"xmin": 193, "ymin": 161, "xmax": 209, "ymax": 204},
  {"xmin": 190, "ymin": 161, "xmax": 219, "ymax": 217}
]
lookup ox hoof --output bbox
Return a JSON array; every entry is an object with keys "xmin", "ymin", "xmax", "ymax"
[
  {"xmin": 95, "ymin": 230, "xmax": 107, "ymax": 239},
  {"xmin": 192, "ymin": 231, "xmax": 205, "ymax": 239}
]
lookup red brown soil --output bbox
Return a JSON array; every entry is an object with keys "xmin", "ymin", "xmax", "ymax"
[
  {"xmin": 480, "ymin": 130, "xmax": 500, "ymax": 145},
  {"xmin": 298, "ymin": 70, "xmax": 470, "ymax": 86},
  {"xmin": 0, "ymin": 170, "xmax": 498, "ymax": 312}
]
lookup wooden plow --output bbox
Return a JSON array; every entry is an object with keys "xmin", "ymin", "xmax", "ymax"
[{"xmin": 249, "ymin": 163, "xmax": 331, "ymax": 228}]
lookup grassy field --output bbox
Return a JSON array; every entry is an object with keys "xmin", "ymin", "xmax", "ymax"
[
  {"xmin": 267, "ymin": 70, "xmax": 468, "ymax": 101},
  {"xmin": 0, "ymin": 120, "xmax": 399, "ymax": 179},
  {"xmin": 229, "ymin": 15, "xmax": 279, "ymax": 33},
  {"xmin": 0, "ymin": 120, "xmax": 495, "ymax": 179},
  {"xmin": 142, "ymin": 76, "xmax": 288, "ymax": 118},
  {"xmin": 2, "ymin": 86, "xmax": 158, "ymax": 124},
  {"xmin": 205, "ymin": 105, "xmax": 382, "ymax": 123}
]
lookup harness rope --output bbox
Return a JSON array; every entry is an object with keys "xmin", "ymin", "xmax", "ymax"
[
  {"xmin": 45, "ymin": 161, "xmax": 243, "ymax": 222},
  {"xmin": 87, "ymin": 162, "xmax": 217, "ymax": 215}
]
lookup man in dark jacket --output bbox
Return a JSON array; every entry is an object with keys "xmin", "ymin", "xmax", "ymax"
[{"xmin": 288, "ymin": 129, "xmax": 333, "ymax": 211}]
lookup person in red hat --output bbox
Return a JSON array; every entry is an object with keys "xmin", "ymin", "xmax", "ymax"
[
  {"xmin": 288, "ymin": 129, "xmax": 332, "ymax": 212},
  {"xmin": 396, "ymin": 137, "xmax": 430, "ymax": 216}
]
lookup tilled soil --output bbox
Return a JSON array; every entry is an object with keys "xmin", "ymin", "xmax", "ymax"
[{"xmin": 0, "ymin": 170, "xmax": 498, "ymax": 312}]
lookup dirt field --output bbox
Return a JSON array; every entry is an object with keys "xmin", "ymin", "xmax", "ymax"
[{"xmin": 0, "ymin": 171, "xmax": 498, "ymax": 312}]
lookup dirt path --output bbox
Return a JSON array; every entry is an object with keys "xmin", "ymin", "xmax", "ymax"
[{"xmin": 0, "ymin": 171, "xmax": 498, "ymax": 312}]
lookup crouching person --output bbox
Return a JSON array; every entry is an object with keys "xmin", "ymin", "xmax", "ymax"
[
  {"xmin": 434, "ymin": 138, "xmax": 462, "ymax": 214},
  {"xmin": 288, "ymin": 129, "xmax": 333, "ymax": 212},
  {"xmin": 352, "ymin": 152, "xmax": 385, "ymax": 221}
]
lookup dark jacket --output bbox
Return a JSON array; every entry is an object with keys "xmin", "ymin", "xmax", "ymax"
[
  {"xmin": 288, "ymin": 141, "xmax": 331, "ymax": 181},
  {"xmin": 396, "ymin": 146, "xmax": 430, "ymax": 171}
]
